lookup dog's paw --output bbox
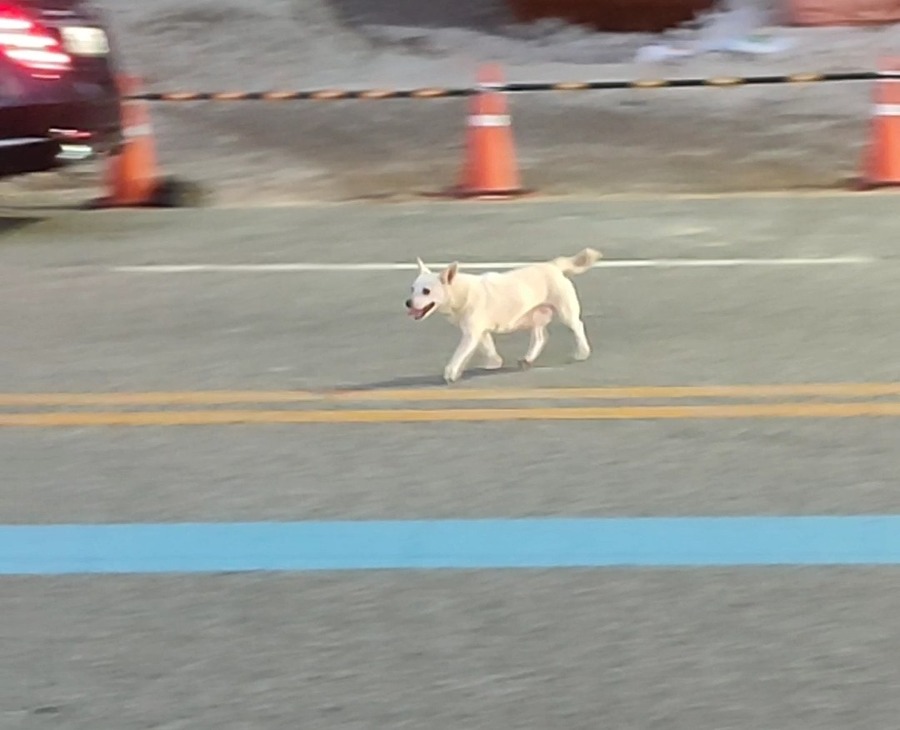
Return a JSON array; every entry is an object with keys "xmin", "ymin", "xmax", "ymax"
[
  {"xmin": 518, "ymin": 358, "xmax": 533, "ymax": 371},
  {"xmin": 443, "ymin": 368, "xmax": 460, "ymax": 384},
  {"xmin": 483, "ymin": 355, "xmax": 504, "ymax": 371},
  {"xmin": 572, "ymin": 348, "xmax": 591, "ymax": 362}
]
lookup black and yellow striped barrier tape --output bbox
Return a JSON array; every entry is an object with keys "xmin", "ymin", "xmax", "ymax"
[{"xmin": 127, "ymin": 71, "xmax": 878, "ymax": 101}]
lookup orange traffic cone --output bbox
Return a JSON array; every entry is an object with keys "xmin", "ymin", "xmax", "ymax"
[
  {"xmin": 449, "ymin": 63, "xmax": 528, "ymax": 199},
  {"xmin": 95, "ymin": 74, "xmax": 164, "ymax": 206},
  {"xmin": 858, "ymin": 58, "xmax": 900, "ymax": 189},
  {"xmin": 89, "ymin": 75, "xmax": 201, "ymax": 208}
]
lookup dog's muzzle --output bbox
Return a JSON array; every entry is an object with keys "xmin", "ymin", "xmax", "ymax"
[{"xmin": 407, "ymin": 302, "xmax": 436, "ymax": 320}]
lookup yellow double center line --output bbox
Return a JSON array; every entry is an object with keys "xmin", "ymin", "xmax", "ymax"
[{"xmin": 0, "ymin": 383, "xmax": 899, "ymax": 426}]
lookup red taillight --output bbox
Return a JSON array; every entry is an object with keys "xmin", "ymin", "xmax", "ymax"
[{"xmin": 0, "ymin": 2, "xmax": 71, "ymax": 77}]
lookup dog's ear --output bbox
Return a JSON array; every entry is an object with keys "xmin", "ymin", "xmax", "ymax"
[
  {"xmin": 440, "ymin": 262, "xmax": 458, "ymax": 285},
  {"xmin": 416, "ymin": 257, "xmax": 430, "ymax": 275}
]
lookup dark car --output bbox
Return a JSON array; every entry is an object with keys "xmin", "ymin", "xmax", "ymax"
[{"xmin": 0, "ymin": 0, "xmax": 122, "ymax": 179}]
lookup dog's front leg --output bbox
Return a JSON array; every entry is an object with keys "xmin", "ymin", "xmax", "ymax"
[
  {"xmin": 444, "ymin": 330, "xmax": 482, "ymax": 384},
  {"xmin": 479, "ymin": 332, "xmax": 503, "ymax": 370}
]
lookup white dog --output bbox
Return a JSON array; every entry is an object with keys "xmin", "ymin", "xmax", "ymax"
[{"xmin": 405, "ymin": 248, "xmax": 601, "ymax": 383}]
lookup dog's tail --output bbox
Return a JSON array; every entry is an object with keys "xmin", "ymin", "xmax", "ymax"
[{"xmin": 552, "ymin": 247, "xmax": 602, "ymax": 276}]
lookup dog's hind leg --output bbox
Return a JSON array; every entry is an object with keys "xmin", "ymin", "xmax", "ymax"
[
  {"xmin": 517, "ymin": 306, "xmax": 554, "ymax": 368},
  {"xmin": 554, "ymin": 282, "xmax": 592, "ymax": 361},
  {"xmin": 519, "ymin": 325, "xmax": 548, "ymax": 369},
  {"xmin": 479, "ymin": 333, "xmax": 504, "ymax": 370}
]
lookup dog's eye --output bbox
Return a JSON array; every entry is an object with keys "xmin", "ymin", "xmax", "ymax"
[{"xmin": 422, "ymin": 288, "xmax": 430, "ymax": 296}]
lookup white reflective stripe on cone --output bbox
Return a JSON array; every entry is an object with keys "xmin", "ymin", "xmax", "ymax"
[
  {"xmin": 123, "ymin": 123, "xmax": 153, "ymax": 139},
  {"xmin": 874, "ymin": 104, "xmax": 900, "ymax": 116},
  {"xmin": 467, "ymin": 114, "xmax": 510, "ymax": 127}
]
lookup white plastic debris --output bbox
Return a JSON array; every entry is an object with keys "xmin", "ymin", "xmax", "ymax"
[{"xmin": 634, "ymin": 0, "xmax": 793, "ymax": 62}]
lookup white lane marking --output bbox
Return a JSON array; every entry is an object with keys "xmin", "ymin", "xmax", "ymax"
[{"xmin": 111, "ymin": 257, "xmax": 875, "ymax": 274}]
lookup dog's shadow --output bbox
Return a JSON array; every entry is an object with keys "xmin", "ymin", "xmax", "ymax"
[{"xmin": 335, "ymin": 366, "xmax": 523, "ymax": 391}]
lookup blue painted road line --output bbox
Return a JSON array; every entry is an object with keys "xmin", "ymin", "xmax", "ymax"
[{"xmin": 2, "ymin": 517, "xmax": 900, "ymax": 574}]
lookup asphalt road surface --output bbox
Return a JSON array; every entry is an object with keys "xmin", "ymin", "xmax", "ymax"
[{"xmin": 2, "ymin": 193, "xmax": 900, "ymax": 729}]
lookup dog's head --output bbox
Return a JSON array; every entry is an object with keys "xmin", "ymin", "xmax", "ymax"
[{"xmin": 405, "ymin": 258, "xmax": 458, "ymax": 321}]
